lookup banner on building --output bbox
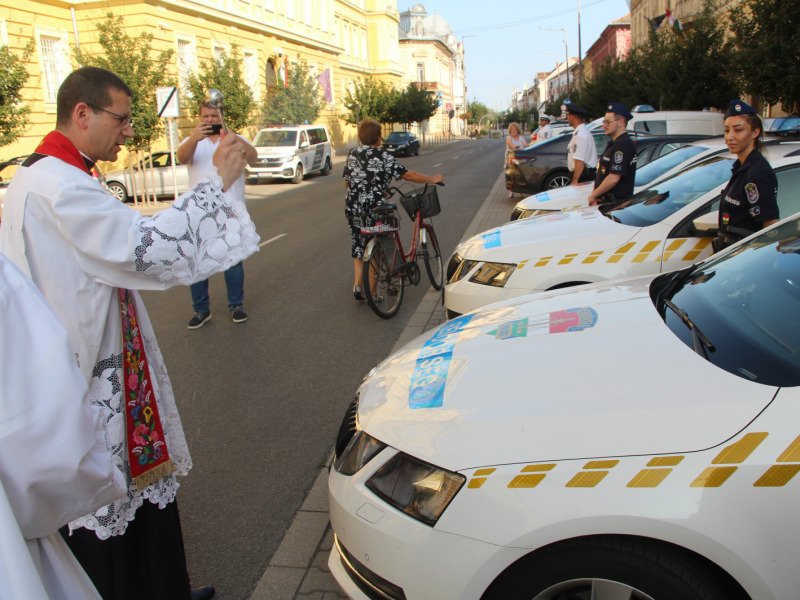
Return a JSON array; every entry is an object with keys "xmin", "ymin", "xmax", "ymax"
[{"xmin": 317, "ymin": 68, "xmax": 333, "ymax": 103}]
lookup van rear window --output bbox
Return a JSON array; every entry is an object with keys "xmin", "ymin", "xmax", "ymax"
[{"xmin": 634, "ymin": 120, "xmax": 667, "ymax": 135}]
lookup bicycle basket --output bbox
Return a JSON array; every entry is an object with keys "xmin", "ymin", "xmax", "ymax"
[{"xmin": 400, "ymin": 186, "xmax": 441, "ymax": 219}]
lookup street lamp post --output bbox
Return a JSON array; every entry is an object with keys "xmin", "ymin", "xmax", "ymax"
[
  {"xmin": 540, "ymin": 26, "xmax": 569, "ymax": 94},
  {"xmin": 461, "ymin": 35, "xmax": 477, "ymax": 136}
]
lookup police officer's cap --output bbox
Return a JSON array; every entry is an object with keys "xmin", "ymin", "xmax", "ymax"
[
  {"xmin": 565, "ymin": 104, "xmax": 587, "ymax": 116},
  {"xmin": 726, "ymin": 99, "xmax": 757, "ymax": 118},
  {"xmin": 606, "ymin": 102, "xmax": 633, "ymax": 121},
  {"xmin": 540, "ymin": 115, "xmax": 551, "ymax": 121}
]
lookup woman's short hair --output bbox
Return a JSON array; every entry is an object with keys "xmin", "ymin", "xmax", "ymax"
[
  {"xmin": 508, "ymin": 122, "xmax": 521, "ymax": 135},
  {"xmin": 358, "ymin": 119, "xmax": 382, "ymax": 146}
]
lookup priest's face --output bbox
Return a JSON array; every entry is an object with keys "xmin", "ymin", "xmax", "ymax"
[{"xmin": 87, "ymin": 88, "xmax": 134, "ymax": 162}]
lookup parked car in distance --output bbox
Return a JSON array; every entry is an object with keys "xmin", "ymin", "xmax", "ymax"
[
  {"xmin": 103, "ymin": 151, "xmax": 189, "ymax": 203},
  {"xmin": 628, "ymin": 110, "xmax": 724, "ymax": 136},
  {"xmin": 247, "ymin": 124, "xmax": 333, "ymax": 184},
  {"xmin": 329, "ymin": 212, "xmax": 800, "ymax": 600},
  {"xmin": 382, "ymin": 131, "xmax": 420, "ymax": 157},
  {"xmin": 506, "ymin": 132, "xmax": 707, "ymax": 196}
]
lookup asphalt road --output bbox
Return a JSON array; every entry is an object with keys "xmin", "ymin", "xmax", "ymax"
[{"xmin": 139, "ymin": 137, "xmax": 506, "ymax": 598}]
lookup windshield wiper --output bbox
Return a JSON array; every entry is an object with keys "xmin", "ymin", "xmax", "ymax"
[{"xmin": 663, "ymin": 298, "xmax": 716, "ymax": 359}]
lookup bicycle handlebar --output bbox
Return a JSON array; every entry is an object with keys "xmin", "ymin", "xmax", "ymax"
[{"xmin": 386, "ymin": 181, "xmax": 445, "ymax": 198}]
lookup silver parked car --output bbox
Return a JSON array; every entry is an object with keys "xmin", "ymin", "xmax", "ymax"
[{"xmin": 103, "ymin": 152, "xmax": 189, "ymax": 202}]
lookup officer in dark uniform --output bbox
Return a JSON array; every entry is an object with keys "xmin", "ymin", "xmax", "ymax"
[
  {"xmin": 588, "ymin": 102, "xmax": 637, "ymax": 207},
  {"xmin": 714, "ymin": 99, "xmax": 779, "ymax": 252}
]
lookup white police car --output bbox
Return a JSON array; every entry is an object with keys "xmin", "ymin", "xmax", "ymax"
[
  {"xmin": 329, "ymin": 213, "xmax": 800, "ymax": 600},
  {"xmin": 445, "ymin": 150, "xmax": 800, "ymax": 317}
]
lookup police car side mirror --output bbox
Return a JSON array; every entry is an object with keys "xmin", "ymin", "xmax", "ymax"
[{"xmin": 691, "ymin": 211, "xmax": 719, "ymax": 237}]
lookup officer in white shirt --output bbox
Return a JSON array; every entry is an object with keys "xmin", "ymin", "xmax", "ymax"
[
  {"xmin": 566, "ymin": 104, "xmax": 599, "ymax": 185},
  {"xmin": 538, "ymin": 115, "xmax": 554, "ymax": 141}
]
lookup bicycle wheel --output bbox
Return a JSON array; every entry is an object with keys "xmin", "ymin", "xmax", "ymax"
[
  {"xmin": 363, "ymin": 236, "xmax": 405, "ymax": 319},
  {"xmin": 420, "ymin": 224, "xmax": 444, "ymax": 290}
]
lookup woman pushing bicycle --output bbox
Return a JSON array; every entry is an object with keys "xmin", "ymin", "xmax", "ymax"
[{"xmin": 344, "ymin": 118, "xmax": 443, "ymax": 301}]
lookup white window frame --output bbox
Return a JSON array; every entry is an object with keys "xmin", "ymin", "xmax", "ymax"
[
  {"xmin": 213, "ymin": 42, "xmax": 229, "ymax": 65},
  {"xmin": 0, "ymin": 20, "xmax": 8, "ymax": 45},
  {"xmin": 243, "ymin": 48, "xmax": 259, "ymax": 100},
  {"xmin": 35, "ymin": 26, "xmax": 71, "ymax": 105},
  {"xmin": 176, "ymin": 34, "xmax": 197, "ymax": 96}
]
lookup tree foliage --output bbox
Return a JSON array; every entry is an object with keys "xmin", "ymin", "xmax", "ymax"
[
  {"xmin": 0, "ymin": 42, "xmax": 33, "ymax": 147},
  {"xmin": 341, "ymin": 75, "xmax": 397, "ymax": 125},
  {"xmin": 76, "ymin": 13, "xmax": 175, "ymax": 149},
  {"xmin": 466, "ymin": 99, "xmax": 491, "ymax": 125},
  {"xmin": 391, "ymin": 83, "xmax": 439, "ymax": 125},
  {"xmin": 578, "ymin": 0, "xmax": 737, "ymax": 118},
  {"xmin": 259, "ymin": 59, "xmax": 324, "ymax": 126},
  {"xmin": 187, "ymin": 45, "xmax": 256, "ymax": 131},
  {"xmin": 729, "ymin": 0, "xmax": 800, "ymax": 115}
]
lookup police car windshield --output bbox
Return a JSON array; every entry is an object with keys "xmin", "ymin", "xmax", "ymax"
[
  {"xmin": 635, "ymin": 144, "xmax": 712, "ymax": 188},
  {"xmin": 658, "ymin": 217, "xmax": 800, "ymax": 386},
  {"xmin": 254, "ymin": 130, "xmax": 297, "ymax": 147},
  {"xmin": 611, "ymin": 156, "xmax": 734, "ymax": 227}
]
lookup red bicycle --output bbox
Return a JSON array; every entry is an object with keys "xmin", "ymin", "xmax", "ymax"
[{"xmin": 360, "ymin": 183, "xmax": 445, "ymax": 318}]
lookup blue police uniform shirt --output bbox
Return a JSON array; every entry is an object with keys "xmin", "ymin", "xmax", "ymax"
[
  {"xmin": 719, "ymin": 149, "xmax": 778, "ymax": 235},
  {"xmin": 594, "ymin": 132, "xmax": 637, "ymax": 199}
]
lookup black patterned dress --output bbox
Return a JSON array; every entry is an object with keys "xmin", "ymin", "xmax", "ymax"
[{"xmin": 343, "ymin": 145, "xmax": 408, "ymax": 258}]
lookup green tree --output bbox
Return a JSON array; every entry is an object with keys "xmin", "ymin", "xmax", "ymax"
[
  {"xmin": 466, "ymin": 99, "xmax": 490, "ymax": 125},
  {"xmin": 340, "ymin": 75, "xmax": 396, "ymax": 125},
  {"xmin": 260, "ymin": 59, "xmax": 324, "ymax": 126},
  {"xmin": 729, "ymin": 0, "xmax": 800, "ymax": 115},
  {"xmin": 0, "ymin": 42, "xmax": 33, "ymax": 147},
  {"xmin": 187, "ymin": 45, "xmax": 256, "ymax": 131},
  {"xmin": 76, "ymin": 13, "xmax": 175, "ymax": 150},
  {"xmin": 391, "ymin": 83, "xmax": 439, "ymax": 126}
]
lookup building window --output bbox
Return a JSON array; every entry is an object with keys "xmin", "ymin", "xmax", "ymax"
[
  {"xmin": 244, "ymin": 50, "xmax": 258, "ymax": 99},
  {"xmin": 37, "ymin": 31, "xmax": 69, "ymax": 103},
  {"xmin": 213, "ymin": 44, "xmax": 227, "ymax": 64},
  {"xmin": 416, "ymin": 63, "xmax": 425, "ymax": 83},
  {"xmin": 177, "ymin": 36, "xmax": 197, "ymax": 94}
]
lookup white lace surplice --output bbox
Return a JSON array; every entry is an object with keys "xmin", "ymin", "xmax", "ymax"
[{"xmin": 0, "ymin": 158, "xmax": 259, "ymax": 538}]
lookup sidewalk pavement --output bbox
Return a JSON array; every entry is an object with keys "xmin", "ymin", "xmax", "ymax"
[{"xmin": 246, "ymin": 170, "xmax": 516, "ymax": 600}]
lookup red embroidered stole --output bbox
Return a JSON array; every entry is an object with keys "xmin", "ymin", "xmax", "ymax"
[
  {"xmin": 119, "ymin": 289, "xmax": 175, "ymax": 491},
  {"xmin": 34, "ymin": 131, "xmax": 93, "ymax": 174}
]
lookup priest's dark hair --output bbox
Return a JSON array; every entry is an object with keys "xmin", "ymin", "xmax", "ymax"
[{"xmin": 56, "ymin": 66, "xmax": 132, "ymax": 128}]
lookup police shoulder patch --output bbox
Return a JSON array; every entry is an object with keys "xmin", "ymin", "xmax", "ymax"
[
  {"xmin": 745, "ymin": 182, "xmax": 759, "ymax": 203},
  {"xmin": 750, "ymin": 206, "xmax": 761, "ymax": 217},
  {"xmin": 614, "ymin": 151, "xmax": 623, "ymax": 164}
]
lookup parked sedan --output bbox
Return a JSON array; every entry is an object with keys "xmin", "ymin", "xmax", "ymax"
[
  {"xmin": 103, "ymin": 151, "xmax": 189, "ymax": 202},
  {"xmin": 329, "ymin": 213, "xmax": 800, "ymax": 600},
  {"xmin": 382, "ymin": 132, "xmax": 420, "ymax": 157},
  {"xmin": 447, "ymin": 151, "xmax": 800, "ymax": 317},
  {"xmin": 506, "ymin": 132, "xmax": 706, "ymax": 195}
]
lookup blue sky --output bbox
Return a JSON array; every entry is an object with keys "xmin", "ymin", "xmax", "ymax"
[{"xmin": 413, "ymin": 0, "xmax": 632, "ymax": 110}]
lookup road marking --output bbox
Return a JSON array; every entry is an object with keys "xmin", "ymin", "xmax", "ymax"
[
  {"xmin": 434, "ymin": 163, "xmax": 443, "ymax": 167},
  {"xmin": 453, "ymin": 156, "xmax": 460, "ymax": 159},
  {"xmin": 258, "ymin": 233, "xmax": 287, "ymax": 248}
]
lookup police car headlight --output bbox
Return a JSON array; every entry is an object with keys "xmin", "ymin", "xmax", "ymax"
[
  {"xmin": 334, "ymin": 430, "xmax": 387, "ymax": 476},
  {"xmin": 277, "ymin": 152, "xmax": 295, "ymax": 162},
  {"xmin": 470, "ymin": 262, "xmax": 516, "ymax": 287},
  {"xmin": 366, "ymin": 452, "xmax": 465, "ymax": 526}
]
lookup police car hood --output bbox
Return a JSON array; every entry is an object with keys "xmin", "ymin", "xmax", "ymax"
[
  {"xmin": 357, "ymin": 279, "xmax": 777, "ymax": 472},
  {"xmin": 515, "ymin": 183, "xmax": 594, "ymax": 212},
  {"xmin": 456, "ymin": 208, "xmax": 638, "ymax": 263}
]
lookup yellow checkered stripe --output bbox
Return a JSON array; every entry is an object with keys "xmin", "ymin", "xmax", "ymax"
[
  {"xmin": 515, "ymin": 238, "xmax": 713, "ymax": 271},
  {"xmin": 466, "ymin": 432, "xmax": 800, "ymax": 490}
]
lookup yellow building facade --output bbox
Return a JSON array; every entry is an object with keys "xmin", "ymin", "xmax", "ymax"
[{"xmin": 0, "ymin": 0, "xmax": 404, "ymax": 165}]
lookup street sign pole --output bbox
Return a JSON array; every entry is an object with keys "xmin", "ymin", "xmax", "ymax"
[{"xmin": 156, "ymin": 87, "xmax": 181, "ymax": 201}]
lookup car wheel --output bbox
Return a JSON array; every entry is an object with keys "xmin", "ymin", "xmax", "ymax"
[
  {"xmin": 543, "ymin": 172, "xmax": 571, "ymax": 189},
  {"xmin": 483, "ymin": 537, "xmax": 743, "ymax": 600},
  {"xmin": 291, "ymin": 163, "xmax": 304, "ymax": 184},
  {"xmin": 106, "ymin": 181, "xmax": 128, "ymax": 203},
  {"xmin": 414, "ymin": 144, "xmax": 420, "ymax": 156},
  {"xmin": 321, "ymin": 157, "xmax": 332, "ymax": 176}
]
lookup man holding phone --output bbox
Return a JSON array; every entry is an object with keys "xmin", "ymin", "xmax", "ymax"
[{"xmin": 178, "ymin": 100, "xmax": 258, "ymax": 329}]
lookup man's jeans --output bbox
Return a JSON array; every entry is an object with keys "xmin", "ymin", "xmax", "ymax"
[{"xmin": 190, "ymin": 262, "xmax": 244, "ymax": 313}]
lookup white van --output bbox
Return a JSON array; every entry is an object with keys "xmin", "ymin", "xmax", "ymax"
[
  {"xmin": 247, "ymin": 124, "xmax": 333, "ymax": 184},
  {"xmin": 627, "ymin": 110, "xmax": 724, "ymax": 136}
]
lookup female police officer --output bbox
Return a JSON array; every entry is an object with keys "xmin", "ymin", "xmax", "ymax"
[{"xmin": 715, "ymin": 99, "xmax": 779, "ymax": 251}]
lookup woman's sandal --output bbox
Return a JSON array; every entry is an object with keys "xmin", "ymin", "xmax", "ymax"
[{"xmin": 353, "ymin": 285, "xmax": 365, "ymax": 301}]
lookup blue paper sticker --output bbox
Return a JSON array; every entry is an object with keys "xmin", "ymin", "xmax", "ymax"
[
  {"xmin": 409, "ymin": 314, "xmax": 474, "ymax": 409},
  {"xmin": 482, "ymin": 230, "xmax": 501, "ymax": 249},
  {"xmin": 535, "ymin": 192, "xmax": 551, "ymax": 203}
]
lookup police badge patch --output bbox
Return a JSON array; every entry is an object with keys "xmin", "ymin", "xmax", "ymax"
[
  {"xmin": 614, "ymin": 151, "xmax": 623, "ymax": 164},
  {"xmin": 750, "ymin": 206, "xmax": 761, "ymax": 217},
  {"xmin": 745, "ymin": 182, "xmax": 759, "ymax": 203}
]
